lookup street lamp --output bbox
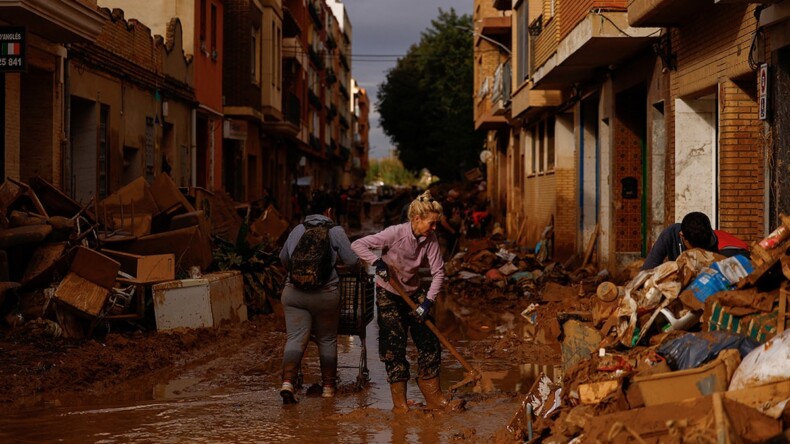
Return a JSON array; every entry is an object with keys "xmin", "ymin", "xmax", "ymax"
[{"xmin": 455, "ymin": 25, "xmax": 511, "ymax": 55}]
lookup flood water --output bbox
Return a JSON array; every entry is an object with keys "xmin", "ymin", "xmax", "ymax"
[{"xmin": 0, "ymin": 302, "xmax": 560, "ymax": 443}]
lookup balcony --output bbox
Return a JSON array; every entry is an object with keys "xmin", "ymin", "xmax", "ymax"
[
  {"xmin": 627, "ymin": 0, "xmax": 707, "ymax": 27},
  {"xmin": 308, "ymin": 46, "xmax": 325, "ymax": 70},
  {"xmin": 474, "ymin": 63, "xmax": 510, "ymax": 131},
  {"xmin": 479, "ymin": 16, "xmax": 511, "ymax": 37},
  {"xmin": 531, "ymin": 11, "xmax": 660, "ymax": 90},
  {"xmin": 308, "ymin": 1, "xmax": 322, "ymax": 28},
  {"xmin": 339, "ymin": 51, "xmax": 349, "ymax": 71},
  {"xmin": 285, "ymin": 93, "xmax": 301, "ymax": 125},
  {"xmin": 492, "ymin": 0, "xmax": 510, "ymax": 11},
  {"xmin": 339, "ymin": 82, "xmax": 349, "ymax": 100},
  {"xmin": 0, "ymin": 0, "xmax": 106, "ymax": 42},
  {"xmin": 308, "ymin": 89, "xmax": 322, "ymax": 109}
]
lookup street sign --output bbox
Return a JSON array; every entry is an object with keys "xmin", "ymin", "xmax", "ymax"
[
  {"xmin": 759, "ymin": 63, "xmax": 768, "ymax": 121},
  {"xmin": 0, "ymin": 27, "xmax": 25, "ymax": 72}
]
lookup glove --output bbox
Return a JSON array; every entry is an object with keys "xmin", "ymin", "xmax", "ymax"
[
  {"xmin": 413, "ymin": 299, "xmax": 434, "ymax": 323},
  {"xmin": 373, "ymin": 259, "xmax": 389, "ymax": 281}
]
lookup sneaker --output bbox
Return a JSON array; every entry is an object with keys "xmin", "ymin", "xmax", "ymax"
[
  {"xmin": 321, "ymin": 385, "xmax": 336, "ymax": 398},
  {"xmin": 280, "ymin": 381, "xmax": 297, "ymax": 404}
]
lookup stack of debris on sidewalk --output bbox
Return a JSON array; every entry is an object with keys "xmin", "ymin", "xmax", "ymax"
[
  {"xmin": 499, "ymin": 216, "xmax": 790, "ymax": 442},
  {"xmin": 0, "ymin": 174, "xmax": 287, "ymax": 339}
]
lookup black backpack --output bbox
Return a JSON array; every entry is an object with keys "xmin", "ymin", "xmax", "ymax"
[{"xmin": 289, "ymin": 221, "xmax": 334, "ymax": 290}]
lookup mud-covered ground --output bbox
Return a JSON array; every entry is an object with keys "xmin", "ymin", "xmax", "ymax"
[
  {"xmin": 0, "ymin": 286, "xmax": 560, "ymax": 417},
  {"xmin": 0, "ymin": 312, "xmax": 287, "ymax": 411}
]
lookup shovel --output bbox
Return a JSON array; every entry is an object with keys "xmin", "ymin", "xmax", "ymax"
[{"xmin": 386, "ymin": 269, "xmax": 481, "ymax": 391}]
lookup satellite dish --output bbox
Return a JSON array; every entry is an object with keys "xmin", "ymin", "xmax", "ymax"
[{"xmin": 479, "ymin": 150, "xmax": 493, "ymax": 164}]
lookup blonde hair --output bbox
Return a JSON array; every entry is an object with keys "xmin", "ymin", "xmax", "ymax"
[{"xmin": 407, "ymin": 190, "xmax": 443, "ymax": 221}]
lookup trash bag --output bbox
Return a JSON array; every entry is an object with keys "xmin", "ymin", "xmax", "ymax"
[
  {"xmin": 657, "ymin": 330, "xmax": 760, "ymax": 371},
  {"xmin": 729, "ymin": 329, "xmax": 790, "ymax": 391}
]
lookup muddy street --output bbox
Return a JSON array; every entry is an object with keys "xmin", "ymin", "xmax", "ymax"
[{"xmin": 0, "ymin": 300, "xmax": 550, "ymax": 443}]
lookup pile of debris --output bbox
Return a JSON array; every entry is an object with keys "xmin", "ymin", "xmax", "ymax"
[
  {"xmin": 0, "ymin": 174, "xmax": 288, "ymax": 339},
  {"xmin": 503, "ymin": 216, "xmax": 790, "ymax": 442}
]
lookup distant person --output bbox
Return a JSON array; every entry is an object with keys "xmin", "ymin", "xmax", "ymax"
[
  {"xmin": 438, "ymin": 189, "xmax": 462, "ymax": 258},
  {"xmin": 642, "ymin": 211, "xmax": 750, "ymax": 270},
  {"xmin": 278, "ymin": 192, "xmax": 359, "ymax": 404}
]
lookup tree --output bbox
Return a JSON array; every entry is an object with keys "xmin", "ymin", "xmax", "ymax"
[
  {"xmin": 377, "ymin": 9, "xmax": 484, "ymax": 183},
  {"xmin": 366, "ymin": 156, "xmax": 420, "ymax": 186}
]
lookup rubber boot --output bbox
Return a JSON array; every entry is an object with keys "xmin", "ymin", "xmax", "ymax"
[
  {"xmin": 417, "ymin": 376, "xmax": 449, "ymax": 409},
  {"xmin": 389, "ymin": 381, "xmax": 409, "ymax": 414}
]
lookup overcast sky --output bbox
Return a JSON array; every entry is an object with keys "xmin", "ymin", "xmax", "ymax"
[{"xmin": 343, "ymin": 0, "xmax": 473, "ymax": 160}]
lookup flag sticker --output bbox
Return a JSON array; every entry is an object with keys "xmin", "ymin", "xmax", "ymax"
[{"xmin": 3, "ymin": 43, "xmax": 19, "ymax": 56}]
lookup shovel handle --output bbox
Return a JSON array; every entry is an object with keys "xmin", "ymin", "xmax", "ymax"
[{"xmin": 386, "ymin": 272, "xmax": 477, "ymax": 376}]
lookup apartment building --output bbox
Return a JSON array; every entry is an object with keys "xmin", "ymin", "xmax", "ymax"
[
  {"xmin": 479, "ymin": 0, "xmax": 770, "ymax": 272},
  {"xmin": 68, "ymin": 9, "xmax": 194, "ymax": 203},
  {"xmin": 98, "ymin": 0, "xmax": 225, "ymax": 194},
  {"xmin": 0, "ymin": 0, "xmax": 105, "ymax": 188}
]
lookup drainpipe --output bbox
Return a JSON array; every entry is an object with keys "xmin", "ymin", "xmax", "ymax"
[
  {"xmin": 209, "ymin": 119, "xmax": 215, "ymax": 191},
  {"xmin": 62, "ymin": 45, "xmax": 72, "ymax": 196},
  {"xmin": 191, "ymin": 109, "xmax": 197, "ymax": 188}
]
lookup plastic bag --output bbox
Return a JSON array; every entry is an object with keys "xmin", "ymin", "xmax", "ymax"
[
  {"xmin": 729, "ymin": 329, "xmax": 790, "ymax": 391},
  {"xmin": 682, "ymin": 255, "xmax": 753, "ymax": 305},
  {"xmin": 657, "ymin": 330, "xmax": 759, "ymax": 371}
]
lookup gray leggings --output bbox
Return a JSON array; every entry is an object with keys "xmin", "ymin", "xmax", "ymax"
[{"xmin": 281, "ymin": 284, "xmax": 340, "ymax": 386}]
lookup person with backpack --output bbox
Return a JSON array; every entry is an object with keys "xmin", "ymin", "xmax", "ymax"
[
  {"xmin": 278, "ymin": 192, "xmax": 359, "ymax": 404},
  {"xmin": 350, "ymin": 190, "xmax": 448, "ymax": 414}
]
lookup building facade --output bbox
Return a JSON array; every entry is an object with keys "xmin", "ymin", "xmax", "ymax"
[
  {"xmin": 0, "ymin": 0, "xmax": 105, "ymax": 189},
  {"xmin": 479, "ymin": 0, "xmax": 770, "ymax": 272}
]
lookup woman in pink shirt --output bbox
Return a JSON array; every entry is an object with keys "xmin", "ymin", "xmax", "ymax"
[{"xmin": 351, "ymin": 190, "xmax": 447, "ymax": 413}]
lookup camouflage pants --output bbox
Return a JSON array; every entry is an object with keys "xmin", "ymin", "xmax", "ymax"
[{"xmin": 376, "ymin": 288, "xmax": 441, "ymax": 383}]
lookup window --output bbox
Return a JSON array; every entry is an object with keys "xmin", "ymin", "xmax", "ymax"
[
  {"xmin": 99, "ymin": 105, "xmax": 109, "ymax": 198},
  {"xmin": 145, "ymin": 117, "xmax": 155, "ymax": 182},
  {"xmin": 271, "ymin": 22, "xmax": 276, "ymax": 88},
  {"xmin": 276, "ymin": 26, "xmax": 281, "ymax": 88},
  {"xmin": 516, "ymin": 0, "xmax": 529, "ymax": 83},
  {"xmin": 547, "ymin": 116, "xmax": 555, "ymax": 171},
  {"xmin": 529, "ymin": 118, "xmax": 556, "ymax": 174},
  {"xmin": 251, "ymin": 26, "xmax": 260, "ymax": 84},
  {"xmin": 200, "ymin": 0, "xmax": 206, "ymax": 47},
  {"xmin": 530, "ymin": 127, "xmax": 537, "ymax": 175},
  {"xmin": 210, "ymin": 4, "xmax": 217, "ymax": 54},
  {"xmin": 538, "ymin": 123, "xmax": 545, "ymax": 173}
]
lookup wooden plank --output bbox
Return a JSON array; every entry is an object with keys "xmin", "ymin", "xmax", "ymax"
[{"xmin": 581, "ymin": 224, "xmax": 600, "ymax": 268}]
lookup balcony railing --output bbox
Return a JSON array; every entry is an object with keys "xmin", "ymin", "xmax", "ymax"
[
  {"xmin": 308, "ymin": 1, "xmax": 322, "ymax": 27},
  {"xmin": 308, "ymin": 46, "xmax": 325, "ymax": 70},
  {"xmin": 308, "ymin": 89, "xmax": 322, "ymax": 108},
  {"xmin": 284, "ymin": 93, "xmax": 301, "ymax": 126}
]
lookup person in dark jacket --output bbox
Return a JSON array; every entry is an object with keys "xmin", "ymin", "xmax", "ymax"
[
  {"xmin": 642, "ymin": 211, "xmax": 750, "ymax": 270},
  {"xmin": 278, "ymin": 192, "xmax": 359, "ymax": 403}
]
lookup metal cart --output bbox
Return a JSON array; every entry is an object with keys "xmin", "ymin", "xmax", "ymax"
[{"xmin": 337, "ymin": 270, "xmax": 375, "ymax": 389}]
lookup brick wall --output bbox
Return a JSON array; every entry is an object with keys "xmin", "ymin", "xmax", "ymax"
[
  {"xmin": 554, "ymin": 167, "xmax": 576, "ymax": 258},
  {"xmin": 668, "ymin": 4, "xmax": 764, "ymax": 242},
  {"xmin": 718, "ymin": 78, "xmax": 763, "ymax": 241}
]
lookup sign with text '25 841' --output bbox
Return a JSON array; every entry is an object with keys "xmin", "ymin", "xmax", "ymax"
[{"xmin": 0, "ymin": 27, "xmax": 25, "ymax": 72}]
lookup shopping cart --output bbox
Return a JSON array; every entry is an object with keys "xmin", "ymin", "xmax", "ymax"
[{"xmin": 337, "ymin": 270, "xmax": 375, "ymax": 389}]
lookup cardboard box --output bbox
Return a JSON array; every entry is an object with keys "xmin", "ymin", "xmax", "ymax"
[
  {"xmin": 54, "ymin": 247, "xmax": 121, "ymax": 317},
  {"xmin": 102, "ymin": 249, "xmax": 175, "ymax": 283},
  {"xmin": 152, "ymin": 271, "xmax": 247, "ymax": 330},
  {"xmin": 560, "ymin": 319, "xmax": 602, "ymax": 372},
  {"xmin": 633, "ymin": 349, "xmax": 741, "ymax": 406}
]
